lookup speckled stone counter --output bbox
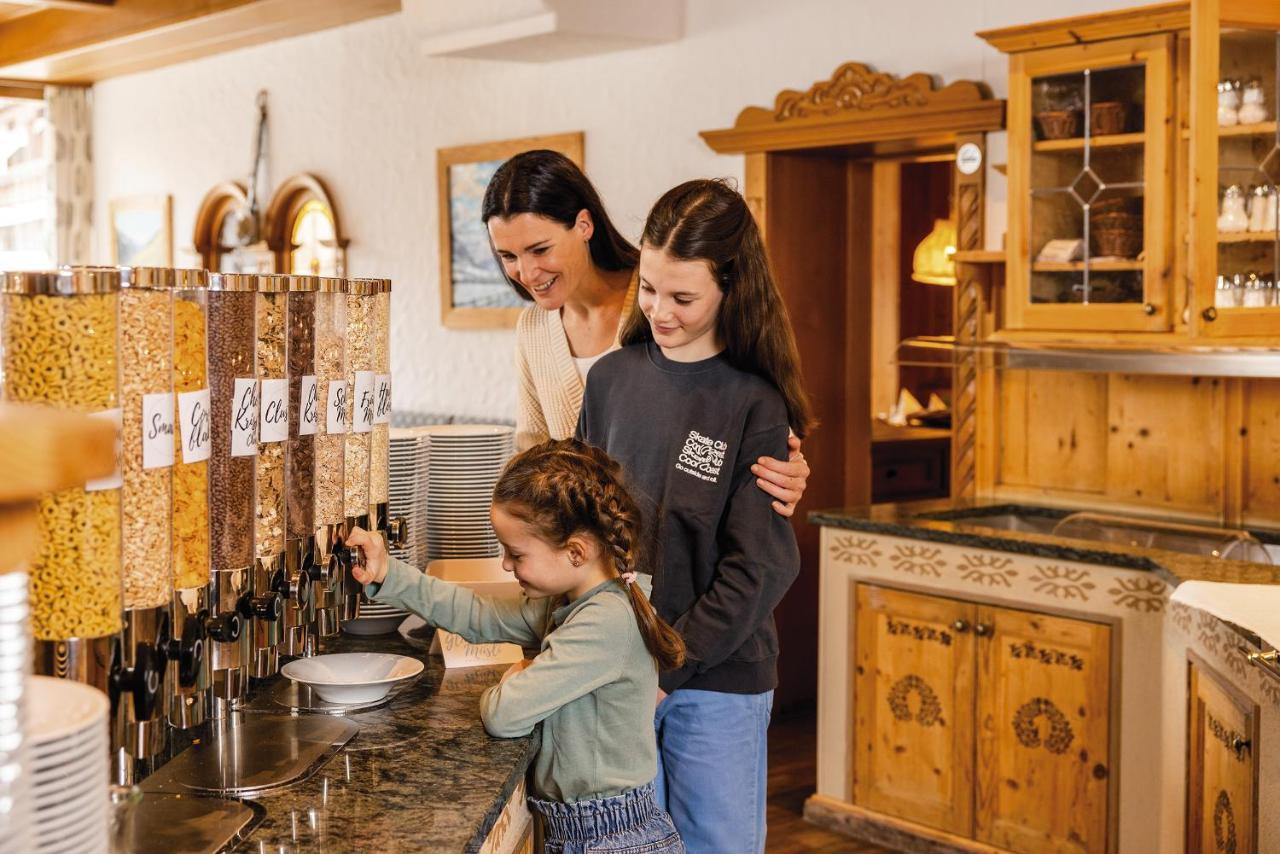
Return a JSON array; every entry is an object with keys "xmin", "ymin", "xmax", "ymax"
[
  {"xmin": 810, "ymin": 498, "xmax": 1280, "ymax": 587},
  {"xmin": 232, "ymin": 631, "xmax": 538, "ymax": 853}
]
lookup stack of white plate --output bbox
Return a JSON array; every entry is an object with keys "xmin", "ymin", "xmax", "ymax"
[
  {"xmin": 426, "ymin": 424, "xmax": 514, "ymax": 560},
  {"xmin": 27, "ymin": 675, "xmax": 109, "ymax": 853},
  {"xmin": 0, "ymin": 572, "xmax": 33, "ymax": 853},
  {"xmin": 388, "ymin": 426, "xmax": 431, "ymax": 569}
]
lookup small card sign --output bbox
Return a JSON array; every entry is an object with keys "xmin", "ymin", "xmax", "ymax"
[
  {"xmin": 353, "ymin": 371, "xmax": 375, "ymax": 434},
  {"xmin": 177, "ymin": 388, "xmax": 212, "ymax": 464},
  {"xmin": 431, "ymin": 630, "xmax": 523, "ymax": 670},
  {"xmin": 85, "ymin": 408, "xmax": 123, "ymax": 492},
  {"xmin": 299, "ymin": 376, "xmax": 319, "ymax": 436},
  {"xmin": 141, "ymin": 392, "xmax": 175, "ymax": 470},
  {"xmin": 374, "ymin": 374, "xmax": 392, "ymax": 425},
  {"xmin": 230, "ymin": 378, "xmax": 259, "ymax": 457},
  {"xmin": 326, "ymin": 380, "xmax": 348, "ymax": 435},
  {"xmin": 259, "ymin": 378, "xmax": 288, "ymax": 443}
]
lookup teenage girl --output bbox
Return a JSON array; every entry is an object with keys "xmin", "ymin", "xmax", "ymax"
[
  {"xmin": 481, "ymin": 150, "xmax": 811, "ymax": 518},
  {"xmin": 576, "ymin": 178, "xmax": 814, "ymax": 853},
  {"xmin": 347, "ymin": 439, "xmax": 686, "ymax": 853}
]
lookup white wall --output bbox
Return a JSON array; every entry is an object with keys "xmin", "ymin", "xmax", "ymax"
[{"xmin": 93, "ymin": 0, "xmax": 1139, "ymax": 420}]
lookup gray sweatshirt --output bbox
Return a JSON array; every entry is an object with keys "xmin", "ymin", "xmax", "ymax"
[{"xmin": 366, "ymin": 559, "xmax": 658, "ymax": 803}]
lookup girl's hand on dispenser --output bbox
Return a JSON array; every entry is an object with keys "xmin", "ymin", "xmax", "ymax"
[{"xmin": 345, "ymin": 527, "xmax": 389, "ymax": 587}]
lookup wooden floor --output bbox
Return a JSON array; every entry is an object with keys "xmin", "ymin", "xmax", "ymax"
[{"xmin": 767, "ymin": 710, "xmax": 894, "ymax": 853}]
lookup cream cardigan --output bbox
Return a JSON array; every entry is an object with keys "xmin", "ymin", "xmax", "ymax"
[{"xmin": 514, "ymin": 275, "xmax": 638, "ymax": 451}]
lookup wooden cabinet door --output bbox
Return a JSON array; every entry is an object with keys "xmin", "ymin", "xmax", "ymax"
[
  {"xmin": 1187, "ymin": 657, "xmax": 1257, "ymax": 854},
  {"xmin": 853, "ymin": 584, "xmax": 976, "ymax": 836},
  {"xmin": 975, "ymin": 605, "xmax": 1111, "ymax": 853}
]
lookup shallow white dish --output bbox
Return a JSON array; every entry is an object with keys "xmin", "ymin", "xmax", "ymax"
[
  {"xmin": 28, "ymin": 676, "xmax": 109, "ymax": 746},
  {"xmin": 281, "ymin": 653, "xmax": 423, "ymax": 703}
]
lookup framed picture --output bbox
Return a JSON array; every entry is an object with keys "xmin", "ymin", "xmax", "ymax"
[
  {"xmin": 437, "ymin": 131, "xmax": 584, "ymax": 329},
  {"xmin": 109, "ymin": 194, "xmax": 173, "ymax": 267}
]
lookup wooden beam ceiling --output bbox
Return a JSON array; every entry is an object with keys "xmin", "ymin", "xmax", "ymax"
[{"xmin": 0, "ymin": 0, "xmax": 399, "ymax": 83}]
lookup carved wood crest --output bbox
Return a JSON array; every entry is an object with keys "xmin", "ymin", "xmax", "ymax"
[{"xmin": 772, "ymin": 63, "xmax": 971, "ymax": 121}]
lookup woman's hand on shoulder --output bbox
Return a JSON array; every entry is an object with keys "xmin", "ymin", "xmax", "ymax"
[
  {"xmin": 751, "ymin": 434, "xmax": 810, "ymax": 518},
  {"xmin": 344, "ymin": 526, "xmax": 389, "ymax": 586}
]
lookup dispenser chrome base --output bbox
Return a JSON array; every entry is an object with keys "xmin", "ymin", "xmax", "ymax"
[
  {"xmin": 32, "ymin": 635, "xmax": 114, "ymax": 693},
  {"xmin": 169, "ymin": 585, "xmax": 211, "ymax": 730}
]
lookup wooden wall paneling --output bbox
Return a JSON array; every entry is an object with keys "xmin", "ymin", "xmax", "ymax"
[
  {"xmin": 762, "ymin": 150, "xmax": 853, "ymax": 711},
  {"xmin": 1105, "ymin": 374, "xmax": 1225, "ymax": 514},
  {"xmin": 1241, "ymin": 379, "xmax": 1280, "ymax": 526},
  {"xmin": 870, "ymin": 161, "xmax": 901, "ymax": 420},
  {"xmin": 997, "ymin": 369, "xmax": 1031, "ymax": 488},
  {"xmin": 1000, "ymin": 370, "xmax": 1108, "ymax": 494},
  {"xmin": 844, "ymin": 161, "xmax": 873, "ymax": 507},
  {"xmin": 1224, "ymin": 379, "xmax": 1245, "ymax": 526}
]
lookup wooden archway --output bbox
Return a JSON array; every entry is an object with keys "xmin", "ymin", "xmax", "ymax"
[
  {"xmin": 263, "ymin": 172, "xmax": 349, "ymax": 276},
  {"xmin": 700, "ymin": 62, "xmax": 1004, "ymax": 713},
  {"xmin": 192, "ymin": 181, "xmax": 247, "ymax": 271}
]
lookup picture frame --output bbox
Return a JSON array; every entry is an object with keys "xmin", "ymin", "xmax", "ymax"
[
  {"xmin": 436, "ymin": 131, "xmax": 584, "ymax": 329},
  {"xmin": 108, "ymin": 194, "xmax": 173, "ymax": 267}
]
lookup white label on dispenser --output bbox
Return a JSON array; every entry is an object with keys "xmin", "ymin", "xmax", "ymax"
[
  {"xmin": 299, "ymin": 376, "xmax": 319, "ymax": 436},
  {"xmin": 374, "ymin": 374, "xmax": 392, "ymax": 425},
  {"xmin": 326, "ymin": 380, "xmax": 349, "ymax": 435},
  {"xmin": 230, "ymin": 378, "xmax": 259, "ymax": 457},
  {"xmin": 85, "ymin": 408, "xmax": 123, "ymax": 491},
  {"xmin": 178, "ymin": 388, "xmax": 212, "ymax": 464},
  {"xmin": 141, "ymin": 392, "xmax": 176, "ymax": 470},
  {"xmin": 259, "ymin": 378, "xmax": 288, "ymax": 443},
  {"xmin": 353, "ymin": 371, "xmax": 375, "ymax": 434}
]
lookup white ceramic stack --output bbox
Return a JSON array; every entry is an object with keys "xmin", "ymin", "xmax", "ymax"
[
  {"xmin": 0, "ymin": 572, "xmax": 33, "ymax": 854},
  {"xmin": 27, "ymin": 675, "xmax": 109, "ymax": 854},
  {"xmin": 425, "ymin": 424, "xmax": 514, "ymax": 560}
]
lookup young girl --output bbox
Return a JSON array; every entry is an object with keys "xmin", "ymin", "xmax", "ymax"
[
  {"xmin": 576, "ymin": 178, "xmax": 814, "ymax": 853},
  {"xmin": 481, "ymin": 150, "xmax": 810, "ymax": 519},
  {"xmin": 346, "ymin": 439, "xmax": 686, "ymax": 854}
]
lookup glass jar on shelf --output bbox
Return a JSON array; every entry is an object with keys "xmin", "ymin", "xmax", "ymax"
[
  {"xmin": 1218, "ymin": 185, "xmax": 1249, "ymax": 232},
  {"xmin": 1217, "ymin": 79, "xmax": 1241, "ymax": 127},
  {"xmin": 1239, "ymin": 76, "xmax": 1268, "ymax": 125}
]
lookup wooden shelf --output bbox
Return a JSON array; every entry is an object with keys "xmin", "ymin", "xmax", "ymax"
[
  {"xmin": 1180, "ymin": 121, "xmax": 1278, "ymax": 140},
  {"xmin": 1032, "ymin": 259, "xmax": 1143, "ymax": 272},
  {"xmin": 1033, "ymin": 132, "xmax": 1145, "ymax": 152},
  {"xmin": 1219, "ymin": 231, "xmax": 1278, "ymax": 244},
  {"xmin": 953, "ymin": 250, "xmax": 1006, "ymax": 264}
]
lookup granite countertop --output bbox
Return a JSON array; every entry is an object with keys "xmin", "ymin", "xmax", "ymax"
[
  {"xmin": 231, "ymin": 631, "xmax": 538, "ymax": 853},
  {"xmin": 809, "ymin": 498, "xmax": 1280, "ymax": 588}
]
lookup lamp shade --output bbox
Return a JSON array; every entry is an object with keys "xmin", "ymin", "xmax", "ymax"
[{"xmin": 911, "ymin": 218, "xmax": 957, "ymax": 286}]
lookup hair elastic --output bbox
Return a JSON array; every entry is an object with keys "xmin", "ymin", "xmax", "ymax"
[{"xmin": 619, "ymin": 571, "xmax": 637, "ymax": 586}]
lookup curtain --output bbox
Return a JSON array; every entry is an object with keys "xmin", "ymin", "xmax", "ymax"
[{"xmin": 44, "ymin": 85, "xmax": 93, "ymax": 266}]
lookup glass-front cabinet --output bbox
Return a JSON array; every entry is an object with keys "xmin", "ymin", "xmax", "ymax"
[
  {"xmin": 1192, "ymin": 4, "xmax": 1280, "ymax": 337},
  {"xmin": 1007, "ymin": 35, "xmax": 1174, "ymax": 332}
]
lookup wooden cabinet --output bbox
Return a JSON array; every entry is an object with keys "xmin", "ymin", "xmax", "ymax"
[
  {"xmin": 1006, "ymin": 34, "xmax": 1174, "ymax": 332},
  {"xmin": 1187, "ymin": 656, "xmax": 1258, "ymax": 854},
  {"xmin": 853, "ymin": 583, "xmax": 1112, "ymax": 852},
  {"xmin": 870, "ymin": 423, "xmax": 950, "ymax": 503}
]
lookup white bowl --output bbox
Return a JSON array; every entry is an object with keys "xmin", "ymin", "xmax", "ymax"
[{"xmin": 281, "ymin": 653, "xmax": 424, "ymax": 704}]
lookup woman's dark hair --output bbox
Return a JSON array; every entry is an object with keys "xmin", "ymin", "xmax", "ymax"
[
  {"xmin": 481, "ymin": 150, "xmax": 639, "ymax": 301},
  {"xmin": 622, "ymin": 178, "xmax": 816, "ymax": 438},
  {"xmin": 493, "ymin": 438, "xmax": 686, "ymax": 672}
]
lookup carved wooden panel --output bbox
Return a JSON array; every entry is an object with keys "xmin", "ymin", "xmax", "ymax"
[
  {"xmin": 1187, "ymin": 656, "xmax": 1258, "ymax": 854},
  {"xmin": 951, "ymin": 132, "xmax": 986, "ymax": 501}
]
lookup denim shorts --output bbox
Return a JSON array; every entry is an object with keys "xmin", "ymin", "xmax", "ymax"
[{"xmin": 527, "ymin": 780, "xmax": 684, "ymax": 853}]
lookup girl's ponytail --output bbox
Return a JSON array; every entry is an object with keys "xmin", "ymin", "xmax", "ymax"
[{"xmin": 494, "ymin": 439, "xmax": 686, "ymax": 672}]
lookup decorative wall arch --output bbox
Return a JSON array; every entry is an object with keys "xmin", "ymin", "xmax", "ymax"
[
  {"xmin": 192, "ymin": 181, "xmax": 247, "ymax": 272},
  {"xmin": 263, "ymin": 172, "xmax": 348, "ymax": 276}
]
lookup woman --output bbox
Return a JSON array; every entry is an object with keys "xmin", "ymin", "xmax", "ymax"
[{"xmin": 482, "ymin": 150, "xmax": 809, "ymax": 516}]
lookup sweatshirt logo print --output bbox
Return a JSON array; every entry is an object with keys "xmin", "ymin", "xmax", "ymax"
[{"xmin": 676, "ymin": 430, "xmax": 726, "ymax": 483}]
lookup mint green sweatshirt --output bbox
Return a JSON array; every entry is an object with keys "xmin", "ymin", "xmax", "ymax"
[{"xmin": 366, "ymin": 559, "xmax": 658, "ymax": 803}]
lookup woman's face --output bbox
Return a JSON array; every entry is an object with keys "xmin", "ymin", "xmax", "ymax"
[
  {"xmin": 638, "ymin": 245, "xmax": 724, "ymax": 362},
  {"xmin": 487, "ymin": 211, "xmax": 593, "ymax": 310}
]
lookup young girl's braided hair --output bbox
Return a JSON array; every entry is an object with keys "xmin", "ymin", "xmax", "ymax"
[{"xmin": 493, "ymin": 438, "xmax": 686, "ymax": 671}]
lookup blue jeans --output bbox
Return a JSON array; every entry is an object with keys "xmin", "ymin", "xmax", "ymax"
[
  {"xmin": 528, "ymin": 780, "xmax": 684, "ymax": 853},
  {"xmin": 654, "ymin": 689, "xmax": 774, "ymax": 854}
]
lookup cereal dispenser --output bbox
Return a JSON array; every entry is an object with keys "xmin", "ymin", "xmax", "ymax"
[
  {"xmin": 205, "ymin": 272, "xmax": 256, "ymax": 715},
  {"xmin": 0, "ymin": 269, "xmax": 123, "ymax": 698},
  {"xmin": 369, "ymin": 279, "xmax": 404, "ymax": 549},
  {"xmin": 281, "ymin": 274, "xmax": 317, "ymax": 657},
  {"xmin": 336, "ymin": 277, "xmax": 376, "ymax": 622},
  {"xmin": 310, "ymin": 276, "xmax": 347, "ymax": 640},
  {"xmin": 170, "ymin": 269, "xmax": 215, "ymax": 728},
  {"xmin": 114, "ymin": 266, "xmax": 179, "ymax": 780},
  {"xmin": 249, "ymin": 274, "xmax": 289, "ymax": 677}
]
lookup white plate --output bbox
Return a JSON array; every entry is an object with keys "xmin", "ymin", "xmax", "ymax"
[
  {"xmin": 281, "ymin": 652, "xmax": 423, "ymax": 703},
  {"xmin": 425, "ymin": 423, "xmax": 513, "ymax": 436},
  {"xmin": 27, "ymin": 677, "xmax": 109, "ymax": 747}
]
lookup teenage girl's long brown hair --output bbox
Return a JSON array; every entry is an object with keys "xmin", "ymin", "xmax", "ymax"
[
  {"xmin": 492, "ymin": 438, "xmax": 685, "ymax": 671},
  {"xmin": 621, "ymin": 178, "xmax": 815, "ymax": 438}
]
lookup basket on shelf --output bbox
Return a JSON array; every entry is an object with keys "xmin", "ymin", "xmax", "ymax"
[
  {"xmin": 1091, "ymin": 210, "xmax": 1143, "ymax": 258},
  {"xmin": 1090, "ymin": 101, "xmax": 1129, "ymax": 135},
  {"xmin": 1036, "ymin": 110, "xmax": 1081, "ymax": 140}
]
